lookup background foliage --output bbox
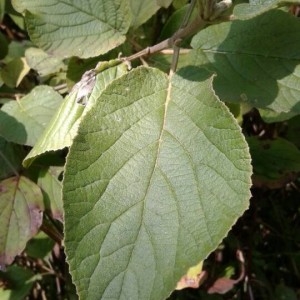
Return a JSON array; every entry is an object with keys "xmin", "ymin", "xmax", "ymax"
[{"xmin": 0, "ymin": 0, "xmax": 299, "ymax": 299}]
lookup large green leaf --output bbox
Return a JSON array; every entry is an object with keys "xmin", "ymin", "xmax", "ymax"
[
  {"xmin": 23, "ymin": 63, "xmax": 128, "ymax": 167},
  {"xmin": 12, "ymin": 0, "xmax": 132, "ymax": 58},
  {"xmin": 233, "ymin": 0, "xmax": 300, "ymax": 20},
  {"xmin": 0, "ymin": 86, "xmax": 63, "ymax": 146},
  {"xmin": 0, "ymin": 176, "xmax": 44, "ymax": 270},
  {"xmin": 190, "ymin": 10, "xmax": 300, "ymax": 119},
  {"xmin": 63, "ymin": 67, "xmax": 252, "ymax": 299}
]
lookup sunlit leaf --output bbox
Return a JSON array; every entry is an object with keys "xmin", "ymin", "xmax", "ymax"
[
  {"xmin": 23, "ymin": 63, "xmax": 128, "ymax": 167},
  {"xmin": 12, "ymin": 0, "xmax": 132, "ymax": 58},
  {"xmin": 190, "ymin": 10, "xmax": 300, "ymax": 118},
  {"xmin": 63, "ymin": 67, "xmax": 252, "ymax": 300}
]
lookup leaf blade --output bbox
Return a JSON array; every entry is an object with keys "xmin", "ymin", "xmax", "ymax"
[
  {"xmin": 23, "ymin": 63, "xmax": 128, "ymax": 167},
  {"xmin": 0, "ymin": 86, "xmax": 63, "ymax": 146},
  {"xmin": 63, "ymin": 67, "xmax": 252, "ymax": 299},
  {"xmin": 12, "ymin": 0, "xmax": 132, "ymax": 58},
  {"xmin": 190, "ymin": 10, "xmax": 300, "ymax": 117},
  {"xmin": 0, "ymin": 176, "xmax": 44, "ymax": 270}
]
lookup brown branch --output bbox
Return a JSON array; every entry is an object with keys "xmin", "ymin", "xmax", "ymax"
[{"xmin": 124, "ymin": 15, "xmax": 207, "ymax": 62}]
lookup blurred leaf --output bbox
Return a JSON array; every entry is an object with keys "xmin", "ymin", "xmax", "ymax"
[
  {"xmin": 159, "ymin": 5, "xmax": 197, "ymax": 41},
  {"xmin": 0, "ymin": 86, "xmax": 63, "ymax": 146},
  {"xmin": 157, "ymin": 0, "xmax": 173, "ymax": 7},
  {"xmin": 258, "ymin": 108, "xmax": 298, "ymax": 123},
  {"xmin": 275, "ymin": 283, "xmax": 298, "ymax": 300},
  {"xmin": 0, "ymin": 33, "xmax": 8, "ymax": 59},
  {"xmin": 0, "ymin": 176, "xmax": 44, "ymax": 270},
  {"xmin": 25, "ymin": 231, "xmax": 55, "ymax": 260},
  {"xmin": 38, "ymin": 167, "xmax": 63, "ymax": 222},
  {"xmin": 0, "ymin": 265, "xmax": 40, "ymax": 300},
  {"xmin": 190, "ymin": 10, "xmax": 300, "ymax": 115},
  {"xmin": 248, "ymin": 137, "xmax": 300, "ymax": 188},
  {"xmin": 0, "ymin": 137, "xmax": 25, "ymax": 180},
  {"xmin": 25, "ymin": 47, "xmax": 66, "ymax": 76},
  {"xmin": 172, "ymin": 0, "xmax": 189, "ymax": 9},
  {"xmin": 63, "ymin": 67, "xmax": 252, "ymax": 300},
  {"xmin": 130, "ymin": 0, "xmax": 170, "ymax": 28},
  {"xmin": 0, "ymin": 0, "xmax": 4, "ymax": 21},
  {"xmin": 285, "ymin": 115, "xmax": 300, "ymax": 148},
  {"xmin": 66, "ymin": 56, "xmax": 100, "ymax": 88},
  {"xmin": 0, "ymin": 57, "xmax": 30, "ymax": 87},
  {"xmin": 207, "ymin": 277, "xmax": 237, "ymax": 294},
  {"xmin": 12, "ymin": 0, "xmax": 132, "ymax": 58},
  {"xmin": 23, "ymin": 63, "xmax": 128, "ymax": 167},
  {"xmin": 4, "ymin": 0, "xmax": 25, "ymax": 29},
  {"xmin": 149, "ymin": 50, "xmax": 193, "ymax": 73},
  {"xmin": 2, "ymin": 41, "xmax": 32, "ymax": 63},
  {"xmin": 234, "ymin": 0, "xmax": 300, "ymax": 20}
]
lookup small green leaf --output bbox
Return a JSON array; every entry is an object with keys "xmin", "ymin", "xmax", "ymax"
[
  {"xmin": 0, "ymin": 265, "xmax": 40, "ymax": 300},
  {"xmin": 0, "ymin": 57, "xmax": 30, "ymax": 87},
  {"xmin": 23, "ymin": 63, "xmax": 128, "ymax": 167},
  {"xmin": 63, "ymin": 66, "xmax": 252, "ymax": 300},
  {"xmin": 3, "ymin": 41, "xmax": 32, "ymax": 63},
  {"xmin": 25, "ymin": 47, "xmax": 66, "ymax": 76},
  {"xmin": 258, "ymin": 108, "xmax": 298, "ymax": 123},
  {"xmin": 0, "ymin": 86, "xmax": 63, "ymax": 146},
  {"xmin": 190, "ymin": 10, "xmax": 300, "ymax": 116},
  {"xmin": 248, "ymin": 137, "xmax": 300, "ymax": 188},
  {"xmin": 0, "ymin": 176, "xmax": 44, "ymax": 270},
  {"xmin": 25, "ymin": 232, "xmax": 55, "ymax": 260},
  {"xmin": 0, "ymin": 137, "xmax": 25, "ymax": 180},
  {"xmin": 5, "ymin": 0, "xmax": 26, "ymax": 30},
  {"xmin": 38, "ymin": 167, "xmax": 63, "ymax": 222},
  {"xmin": 159, "ymin": 5, "xmax": 197, "ymax": 41},
  {"xmin": 12, "ymin": 0, "xmax": 132, "ymax": 58},
  {"xmin": 23, "ymin": 91, "xmax": 84, "ymax": 168}
]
